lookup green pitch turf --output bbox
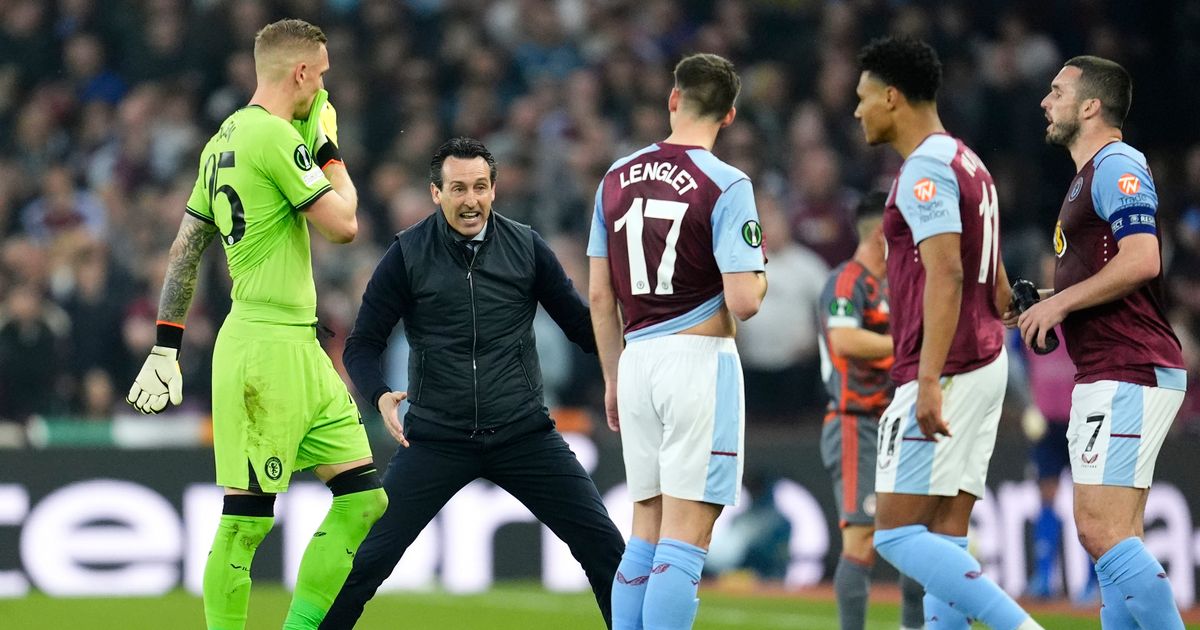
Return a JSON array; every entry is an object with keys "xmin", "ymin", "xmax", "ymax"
[{"xmin": 5, "ymin": 583, "xmax": 1197, "ymax": 629}]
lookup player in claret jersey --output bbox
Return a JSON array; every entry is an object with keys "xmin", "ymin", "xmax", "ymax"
[
  {"xmin": 854, "ymin": 36, "xmax": 1042, "ymax": 630},
  {"xmin": 1019, "ymin": 56, "xmax": 1187, "ymax": 630},
  {"xmin": 588, "ymin": 53, "xmax": 767, "ymax": 630}
]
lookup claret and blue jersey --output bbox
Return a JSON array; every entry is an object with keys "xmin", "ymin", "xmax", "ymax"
[
  {"xmin": 1087, "ymin": 142, "xmax": 1159, "ymax": 240},
  {"xmin": 1053, "ymin": 141, "xmax": 1184, "ymax": 387},
  {"xmin": 587, "ymin": 143, "xmax": 766, "ymax": 340},
  {"xmin": 883, "ymin": 133, "xmax": 1005, "ymax": 385}
]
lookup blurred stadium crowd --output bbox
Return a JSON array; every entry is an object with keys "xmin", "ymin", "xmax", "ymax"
[{"xmin": 1, "ymin": 0, "xmax": 1199, "ymax": 437}]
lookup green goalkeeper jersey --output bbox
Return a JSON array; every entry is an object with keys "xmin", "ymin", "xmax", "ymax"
[{"xmin": 186, "ymin": 105, "xmax": 332, "ymax": 325}]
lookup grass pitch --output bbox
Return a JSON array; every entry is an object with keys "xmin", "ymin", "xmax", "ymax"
[{"xmin": 5, "ymin": 582, "xmax": 1196, "ymax": 629}]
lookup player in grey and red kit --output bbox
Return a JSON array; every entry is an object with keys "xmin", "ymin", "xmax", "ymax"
[
  {"xmin": 1018, "ymin": 55, "xmax": 1187, "ymax": 630},
  {"xmin": 817, "ymin": 191, "xmax": 925, "ymax": 630}
]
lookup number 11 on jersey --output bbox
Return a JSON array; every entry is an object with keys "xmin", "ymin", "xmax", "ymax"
[
  {"xmin": 615, "ymin": 197, "xmax": 689, "ymax": 296},
  {"xmin": 978, "ymin": 182, "xmax": 999, "ymax": 285}
]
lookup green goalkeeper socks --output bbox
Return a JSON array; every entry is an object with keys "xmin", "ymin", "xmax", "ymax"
[
  {"xmin": 283, "ymin": 487, "xmax": 388, "ymax": 629},
  {"xmin": 203, "ymin": 513, "xmax": 274, "ymax": 630}
]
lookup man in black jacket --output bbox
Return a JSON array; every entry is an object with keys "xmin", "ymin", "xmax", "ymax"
[{"xmin": 323, "ymin": 137, "xmax": 624, "ymax": 628}]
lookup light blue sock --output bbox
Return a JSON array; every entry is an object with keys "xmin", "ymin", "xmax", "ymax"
[
  {"xmin": 1097, "ymin": 537, "xmax": 1183, "ymax": 630},
  {"xmin": 1097, "ymin": 563, "xmax": 1138, "ymax": 630},
  {"xmin": 612, "ymin": 537, "xmax": 655, "ymax": 630},
  {"xmin": 923, "ymin": 534, "xmax": 970, "ymax": 630},
  {"xmin": 643, "ymin": 538, "xmax": 707, "ymax": 630},
  {"xmin": 874, "ymin": 525, "xmax": 1030, "ymax": 630}
]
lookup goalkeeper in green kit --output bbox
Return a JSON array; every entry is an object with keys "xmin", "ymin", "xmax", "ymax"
[{"xmin": 125, "ymin": 19, "xmax": 387, "ymax": 630}]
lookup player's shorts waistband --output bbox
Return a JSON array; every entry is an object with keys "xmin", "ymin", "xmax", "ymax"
[
  {"xmin": 223, "ymin": 301, "xmax": 318, "ymax": 341},
  {"xmin": 623, "ymin": 333, "xmax": 738, "ymax": 355}
]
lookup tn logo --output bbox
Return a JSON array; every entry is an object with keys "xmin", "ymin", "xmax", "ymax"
[
  {"xmin": 913, "ymin": 178, "xmax": 937, "ymax": 202},
  {"xmin": 1117, "ymin": 173, "xmax": 1141, "ymax": 195}
]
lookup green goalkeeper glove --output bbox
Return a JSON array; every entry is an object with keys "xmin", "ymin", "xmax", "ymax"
[
  {"xmin": 294, "ymin": 89, "xmax": 342, "ymax": 168},
  {"xmin": 126, "ymin": 323, "xmax": 184, "ymax": 414}
]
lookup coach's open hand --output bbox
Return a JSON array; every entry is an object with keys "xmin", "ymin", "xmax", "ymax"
[
  {"xmin": 915, "ymin": 380, "xmax": 951, "ymax": 439},
  {"xmin": 378, "ymin": 391, "xmax": 409, "ymax": 447}
]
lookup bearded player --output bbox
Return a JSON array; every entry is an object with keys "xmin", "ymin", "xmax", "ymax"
[{"xmin": 1019, "ymin": 55, "xmax": 1187, "ymax": 630}]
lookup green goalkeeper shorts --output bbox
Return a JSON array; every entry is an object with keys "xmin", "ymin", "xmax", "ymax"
[{"xmin": 211, "ymin": 309, "xmax": 372, "ymax": 494}]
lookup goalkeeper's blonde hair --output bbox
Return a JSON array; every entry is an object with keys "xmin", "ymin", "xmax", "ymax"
[{"xmin": 253, "ymin": 19, "xmax": 327, "ymax": 79}]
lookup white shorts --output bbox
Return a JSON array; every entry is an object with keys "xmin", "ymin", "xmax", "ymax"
[
  {"xmin": 617, "ymin": 334, "xmax": 744, "ymax": 506},
  {"xmin": 1069, "ymin": 379, "xmax": 1185, "ymax": 488},
  {"xmin": 875, "ymin": 348, "xmax": 1007, "ymax": 498}
]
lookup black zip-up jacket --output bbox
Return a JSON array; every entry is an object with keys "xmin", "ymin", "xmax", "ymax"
[{"xmin": 343, "ymin": 211, "xmax": 596, "ymax": 432}]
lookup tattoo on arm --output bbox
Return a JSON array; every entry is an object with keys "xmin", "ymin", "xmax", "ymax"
[{"xmin": 158, "ymin": 214, "xmax": 219, "ymax": 323}]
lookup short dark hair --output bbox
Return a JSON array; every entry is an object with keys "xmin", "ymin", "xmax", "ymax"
[
  {"xmin": 857, "ymin": 37, "xmax": 942, "ymax": 103},
  {"xmin": 1064, "ymin": 55, "xmax": 1132, "ymax": 128},
  {"xmin": 429, "ymin": 137, "xmax": 497, "ymax": 189},
  {"xmin": 673, "ymin": 53, "xmax": 741, "ymax": 120}
]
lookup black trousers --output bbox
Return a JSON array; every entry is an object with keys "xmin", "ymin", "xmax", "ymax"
[{"xmin": 321, "ymin": 410, "xmax": 625, "ymax": 629}]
